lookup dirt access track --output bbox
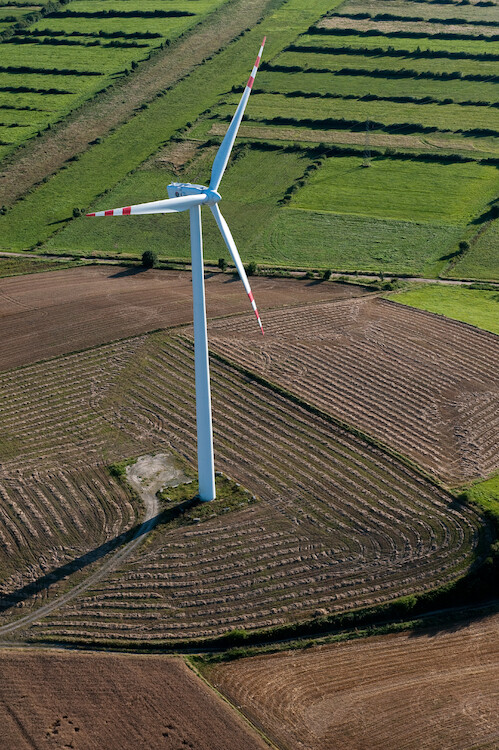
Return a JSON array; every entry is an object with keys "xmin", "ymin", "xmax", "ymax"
[
  {"xmin": 0, "ymin": 650, "xmax": 268, "ymax": 750},
  {"xmin": 0, "ymin": 265, "xmax": 367, "ymax": 372},
  {"xmin": 210, "ymin": 612, "xmax": 499, "ymax": 750}
]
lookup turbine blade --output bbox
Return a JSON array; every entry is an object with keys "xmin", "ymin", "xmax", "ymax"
[
  {"xmin": 86, "ymin": 194, "xmax": 207, "ymax": 217},
  {"xmin": 209, "ymin": 37, "xmax": 266, "ymax": 193},
  {"xmin": 210, "ymin": 204, "xmax": 264, "ymax": 335}
]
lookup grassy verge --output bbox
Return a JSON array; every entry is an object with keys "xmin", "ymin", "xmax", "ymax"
[
  {"xmin": 0, "ymin": 255, "xmax": 82, "ymax": 277},
  {"xmin": 386, "ymin": 284, "xmax": 499, "ymax": 335}
]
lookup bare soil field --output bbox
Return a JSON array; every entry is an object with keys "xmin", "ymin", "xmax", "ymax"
[
  {"xmin": 207, "ymin": 297, "xmax": 499, "ymax": 484},
  {"xmin": 20, "ymin": 333, "xmax": 480, "ymax": 643},
  {"xmin": 0, "ymin": 266, "xmax": 366, "ymax": 371},
  {"xmin": 209, "ymin": 123, "xmax": 477, "ymax": 152},
  {"xmin": 0, "ymin": 0, "xmax": 274, "ymax": 206},
  {"xmin": 319, "ymin": 15, "xmax": 499, "ymax": 36},
  {"xmin": 210, "ymin": 613, "xmax": 499, "ymax": 750},
  {"xmin": 0, "ymin": 650, "xmax": 268, "ymax": 750}
]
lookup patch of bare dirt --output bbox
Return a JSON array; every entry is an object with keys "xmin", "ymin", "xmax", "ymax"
[
  {"xmin": 319, "ymin": 15, "xmax": 499, "ymax": 36},
  {"xmin": 0, "ymin": 651, "xmax": 268, "ymax": 750},
  {"xmin": 0, "ymin": 266, "xmax": 369, "ymax": 371},
  {"xmin": 210, "ymin": 613, "xmax": 499, "ymax": 750},
  {"xmin": 209, "ymin": 123, "xmax": 477, "ymax": 151},
  {"xmin": 143, "ymin": 139, "xmax": 203, "ymax": 173},
  {"xmin": 0, "ymin": 0, "xmax": 275, "ymax": 206}
]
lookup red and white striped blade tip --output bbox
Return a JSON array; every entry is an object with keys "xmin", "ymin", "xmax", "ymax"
[
  {"xmin": 247, "ymin": 37, "xmax": 267, "ymax": 90},
  {"xmin": 248, "ymin": 290, "xmax": 264, "ymax": 335},
  {"xmin": 86, "ymin": 207, "xmax": 132, "ymax": 217}
]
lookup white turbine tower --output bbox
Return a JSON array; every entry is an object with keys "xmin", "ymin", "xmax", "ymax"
[{"xmin": 87, "ymin": 38, "xmax": 266, "ymax": 502}]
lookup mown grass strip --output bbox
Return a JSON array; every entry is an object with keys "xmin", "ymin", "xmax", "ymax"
[{"xmin": 387, "ymin": 284, "xmax": 499, "ymax": 335}]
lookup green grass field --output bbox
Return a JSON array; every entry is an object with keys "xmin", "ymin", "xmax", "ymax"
[
  {"xmin": 47, "ymin": 147, "xmax": 468, "ymax": 276},
  {"xmin": 258, "ymin": 69, "xmax": 499, "ymax": 109},
  {"xmin": 223, "ymin": 91, "xmax": 499, "ymax": 135},
  {"xmin": 299, "ymin": 31, "xmax": 498, "ymax": 56},
  {"xmin": 1, "ymin": 0, "xmax": 498, "ymax": 281},
  {"xmin": 0, "ymin": 0, "xmax": 343, "ymax": 251},
  {"xmin": 46, "ymin": 146, "xmax": 311, "ymax": 261},
  {"xmin": 448, "ymin": 221, "xmax": 499, "ymax": 280},
  {"xmin": 466, "ymin": 473, "xmax": 499, "ymax": 526},
  {"xmin": 275, "ymin": 49, "xmax": 498, "ymax": 78},
  {"xmin": 260, "ymin": 210, "xmax": 461, "ymax": 273},
  {"xmin": 0, "ymin": 0, "xmax": 230, "ymax": 154},
  {"xmin": 291, "ymin": 156, "xmax": 498, "ymax": 224},
  {"xmin": 389, "ymin": 284, "xmax": 499, "ymax": 335}
]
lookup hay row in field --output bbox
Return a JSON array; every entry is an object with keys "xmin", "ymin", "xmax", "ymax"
[
  {"xmin": 206, "ymin": 297, "xmax": 499, "ymax": 484},
  {"xmin": 26, "ymin": 332, "xmax": 481, "ymax": 642}
]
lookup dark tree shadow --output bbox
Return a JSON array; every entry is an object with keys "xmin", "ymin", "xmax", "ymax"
[
  {"xmin": 108, "ymin": 265, "xmax": 148, "ymax": 278},
  {"xmin": 0, "ymin": 497, "xmax": 201, "ymax": 615}
]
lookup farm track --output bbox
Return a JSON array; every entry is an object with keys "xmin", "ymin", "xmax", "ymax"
[
  {"xmin": 210, "ymin": 613, "xmax": 499, "ymax": 750},
  {"xmin": 0, "ymin": 0, "xmax": 276, "ymax": 206},
  {"xmin": 207, "ymin": 296, "xmax": 499, "ymax": 484},
  {"xmin": 23, "ymin": 333, "xmax": 481, "ymax": 643}
]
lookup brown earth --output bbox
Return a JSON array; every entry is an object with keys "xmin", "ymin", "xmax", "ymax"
[
  {"xmin": 13, "ymin": 333, "xmax": 479, "ymax": 642},
  {"xmin": 210, "ymin": 613, "xmax": 499, "ymax": 750},
  {"xmin": 319, "ymin": 15, "xmax": 499, "ymax": 36},
  {"xmin": 207, "ymin": 296, "xmax": 499, "ymax": 484},
  {"xmin": 0, "ymin": 0, "xmax": 275, "ymax": 206},
  {"xmin": 0, "ymin": 650, "xmax": 268, "ymax": 750},
  {"xmin": 0, "ymin": 265, "xmax": 368, "ymax": 372},
  {"xmin": 209, "ymin": 123, "xmax": 477, "ymax": 152}
]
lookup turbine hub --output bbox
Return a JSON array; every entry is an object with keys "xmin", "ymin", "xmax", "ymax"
[{"xmin": 167, "ymin": 182, "xmax": 220, "ymax": 205}]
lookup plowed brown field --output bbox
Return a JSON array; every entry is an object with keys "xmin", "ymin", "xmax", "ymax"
[
  {"xmin": 210, "ymin": 613, "xmax": 499, "ymax": 750},
  {"xmin": 20, "ymin": 334, "xmax": 480, "ymax": 643},
  {"xmin": 207, "ymin": 297, "xmax": 499, "ymax": 484},
  {"xmin": 0, "ymin": 266, "xmax": 366, "ymax": 371},
  {"xmin": 0, "ymin": 650, "xmax": 268, "ymax": 750}
]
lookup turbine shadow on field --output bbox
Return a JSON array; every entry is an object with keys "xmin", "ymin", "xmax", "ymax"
[{"xmin": 0, "ymin": 498, "xmax": 198, "ymax": 615}]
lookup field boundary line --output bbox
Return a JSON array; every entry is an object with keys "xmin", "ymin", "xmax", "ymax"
[{"xmin": 184, "ymin": 656, "xmax": 282, "ymax": 750}]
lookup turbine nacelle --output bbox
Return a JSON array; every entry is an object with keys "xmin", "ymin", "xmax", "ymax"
[{"xmin": 167, "ymin": 182, "xmax": 221, "ymax": 206}]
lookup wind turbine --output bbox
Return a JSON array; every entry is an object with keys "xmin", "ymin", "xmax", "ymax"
[{"xmin": 86, "ymin": 38, "xmax": 266, "ymax": 502}]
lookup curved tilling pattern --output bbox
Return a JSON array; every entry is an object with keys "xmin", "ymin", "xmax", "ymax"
[
  {"xmin": 207, "ymin": 297, "xmax": 499, "ymax": 484},
  {"xmin": 27, "ymin": 334, "xmax": 480, "ymax": 642}
]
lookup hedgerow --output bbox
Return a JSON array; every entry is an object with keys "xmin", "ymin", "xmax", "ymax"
[
  {"xmin": 306, "ymin": 25, "xmax": 499, "ymax": 43},
  {"xmin": 287, "ymin": 42, "xmax": 499, "ymax": 62},
  {"xmin": 261, "ymin": 61, "xmax": 499, "ymax": 83}
]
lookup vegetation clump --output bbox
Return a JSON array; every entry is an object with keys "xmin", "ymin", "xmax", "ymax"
[
  {"xmin": 142, "ymin": 249, "xmax": 158, "ymax": 268},
  {"xmin": 157, "ymin": 473, "xmax": 258, "ymax": 529}
]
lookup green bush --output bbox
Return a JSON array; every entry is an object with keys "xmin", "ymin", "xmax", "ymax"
[
  {"xmin": 245, "ymin": 261, "xmax": 258, "ymax": 276},
  {"xmin": 142, "ymin": 249, "xmax": 158, "ymax": 268}
]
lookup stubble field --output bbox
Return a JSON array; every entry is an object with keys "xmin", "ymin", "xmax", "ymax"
[
  {"xmin": 209, "ymin": 613, "xmax": 499, "ymax": 750},
  {"xmin": 207, "ymin": 295, "xmax": 499, "ymax": 484},
  {"xmin": 0, "ymin": 327, "xmax": 481, "ymax": 642},
  {"xmin": 0, "ymin": 650, "xmax": 268, "ymax": 750}
]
